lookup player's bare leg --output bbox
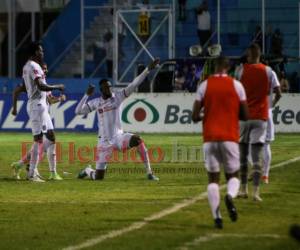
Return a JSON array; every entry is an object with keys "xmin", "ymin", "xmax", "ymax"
[
  {"xmin": 28, "ymin": 133, "xmax": 44, "ymax": 182},
  {"xmin": 11, "ymin": 150, "xmax": 31, "ymax": 179},
  {"xmin": 238, "ymin": 143, "xmax": 249, "ymax": 198},
  {"xmin": 207, "ymin": 172, "xmax": 222, "ymax": 229},
  {"xmin": 262, "ymin": 142, "xmax": 271, "ymax": 184},
  {"xmin": 129, "ymin": 135, "xmax": 159, "ymax": 181},
  {"xmin": 45, "ymin": 130, "xmax": 62, "ymax": 180},
  {"xmin": 225, "ymin": 171, "xmax": 240, "ymax": 222},
  {"xmin": 11, "ymin": 137, "xmax": 54, "ymax": 180},
  {"xmin": 251, "ymin": 143, "xmax": 264, "ymax": 201}
]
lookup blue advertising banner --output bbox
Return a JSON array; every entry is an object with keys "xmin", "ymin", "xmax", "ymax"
[{"xmin": 0, "ymin": 93, "xmax": 98, "ymax": 132}]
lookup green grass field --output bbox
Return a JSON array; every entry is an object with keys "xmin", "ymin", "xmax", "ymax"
[{"xmin": 0, "ymin": 132, "xmax": 299, "ymax": 250}]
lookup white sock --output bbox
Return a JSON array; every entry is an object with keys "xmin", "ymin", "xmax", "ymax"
[
  {"xmin": 263, "ymin": 143, "xmax": 271, "ymax": 177},
  {"xmin": 47, "ymin": 143, "xmax": 56, "ymax": 173},
  {"xmin": 29, "ymin": 141, "xmax": 43, "ymax": 177},
  {"xmin": 137, "ymin": 141, "xmax": 152, "ymax": 175},
  {"xmin": 227, "ymin": 177, "xmax": 240, "ymax": 198},
  {"xmin": 85, "ymin": 167, "xmax": 95, "ymax": 180},
  {"xmin": 253, "ymin": 185, "xmax": 260, "ymax": 197},
  {"xmin": 207, "ymin": 183, "xmax": 221, "ymax": 219}
]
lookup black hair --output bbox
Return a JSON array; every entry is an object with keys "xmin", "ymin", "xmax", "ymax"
[
  {"xmin": 99, "ymin": 78, "xmax": 109, "ymax": 86},
  {"xmin": 27, "ymin": 41, "xmax": 42, "ymax": 58},
  {"xmin": 247, "ymin": 43, "xmax": 261, "ymax": 58},
  {"xmin": 214, "ymin": 56, "xmax": 230, "ymax": 70}
]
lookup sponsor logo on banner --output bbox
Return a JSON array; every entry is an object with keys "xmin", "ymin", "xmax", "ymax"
[{"xmin": 122, "ymin": 99, "xmax": 159, "ymax": 124}]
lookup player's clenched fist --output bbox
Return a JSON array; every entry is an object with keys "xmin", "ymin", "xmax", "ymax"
[
  {"xmin": 147, "ymin": 58, "xmax": 160, "ymax": 70},
  {"xmin": 57, "ymin": 84, "xmax": 65, "ymax": 91},
  {"xmin": 86, "ymin": 84, "xmax": 95, "ymax": 96}
]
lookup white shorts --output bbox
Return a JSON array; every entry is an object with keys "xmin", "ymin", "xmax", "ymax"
[
  {"xmin": 239, "ymin": 120, "xmax": 267, "ymax": 144},
  {"xmin": 96, "ymin": 133, "xmax": 133, "ymax": 169},
  {"xmin": 265, "ymin": 109, "xmax": 275, "ymax": 142},
  {"xmin": 203, "ymin": 141, "xmax": 240, "ymax": 174},
  {"xmin": 27, "ymin": 103, "xmax": 54, "ymax": 135}
]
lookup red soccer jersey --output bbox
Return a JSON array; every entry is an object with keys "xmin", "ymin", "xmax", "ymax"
[
  {"xmin": 199, "ymin": 75, "xmax": 245, "ymax": 142},
  {"xmin": 240, "ymin": 63, "xmax": 270, "ymax": 120}
]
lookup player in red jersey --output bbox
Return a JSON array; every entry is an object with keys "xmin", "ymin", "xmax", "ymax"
[
  {"xmin": 192, "ymin": 56, "xmax": 248, "ymax": 229},
  {"xmin": 235, "ymin": 43, "xmax": 281, "ymax": 201}
]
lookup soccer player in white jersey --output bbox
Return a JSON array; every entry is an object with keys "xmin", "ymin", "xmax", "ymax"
[
  {"xmin": 22, "ymin": 41, "xmax": 64, "ymax": 182},
  {"xmin": 262, "ymin": 70, "xmax": 281, "ymax": 184},
  {"xmin": 76, "ymin": 59, "xmax": 160, "ymax": 181},
  {"xmin": 11, "ymin": 63, "xmax": 66, "ymax": 180}
]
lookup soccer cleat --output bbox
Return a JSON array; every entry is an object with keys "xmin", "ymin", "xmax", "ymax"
[
  {"xmin": 214, "ymin": 218, "xmax": 223, "ymax": 229},
  {"xmin": 253, "ymin": 194, "xmax": 263, "ymax": 202},
  {"xmin": 237, "ymin": 190, "xmax": 248, "ymax": 199},
  {"xmin": 28, "ymin": 176, "xmax": 45, "ymax": 183},
  {"xmin": 11, "ymin": 161, "xmax": 23, "ymax": 180},
  {"xmin": 262, "ymin": 175, "xmax": 269, "ymax": 184},
  {"xmin": 147, "ymin": 173, "xmax": 159, "ymax": 181},
  {"xmin": 225, "ymin": 194, "xmax": 238, "ymax": 222},
  {"xmin": 78, "ymin": 169, "xmax": 87, "ymax": 179},
  {"xmin": 48, "ymin": 172, "xmax": 63, "ymax": 181}
]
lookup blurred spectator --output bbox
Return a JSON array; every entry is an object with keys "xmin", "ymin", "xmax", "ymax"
[
  {"xmin": 104, "ymin": 31, "xmax": 113, "ymax": 78},
  {"xmin": 265, "ymin": 24, "xmax": 273, "ymax": 54},
  {"xmin": 183, "ymin": 64, "xmax": 199, "ymax": 92},
  {"xmin": 271, "ymin": 28, "xmax": 283, "ymax": 57},
  {"xmin": 174, "ymin": 65, "xmax": 189, "ymax": 90},
  {"xmin": 0, "ymin": 23, "xmax": 6, "ymax": 76},
  {"xmin": 279, "ymin": 71, "xmax": 289, "ymax": 93},
  {"xmin": 196, "ymin": 1, "xmax": 211, "ymax": 48},
  {"xmin": 178, "ymin": 0, "xmax": 187, "ymax": 21},
  {"xmin": 289, "ymin": 71, "xmax": 300, "ymax": 93},
  {"xmin": 110, "ymin": 8, "xmax": 126, "ymax": 59},
  {"xmin": 253, "ymin": 25, "xmax": 263, "ymax": 50}
]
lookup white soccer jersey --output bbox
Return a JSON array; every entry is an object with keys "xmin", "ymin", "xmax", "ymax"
[
  {"xmin": 268, "ymin": 70, "xmax": 280, "ymax": 108},
  {"xmin": 75, "ymin": 68, "xmax": 150, "ymax": 143},
  {"xmin": 86, "ymin": 91, "xmax": 126, "ymax": 142},
  {"xmin": 22, "ymin": 60, "xmax": 47, "ymax": 107}
]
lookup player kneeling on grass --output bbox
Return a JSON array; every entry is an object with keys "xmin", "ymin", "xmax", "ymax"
[
  {"xmin": 192, "ymin": 56, "xmax": 248, "ymax": 229},
  {"xmin": 76, "ymin": 59, "xmax": 160, "ymax": 181}
]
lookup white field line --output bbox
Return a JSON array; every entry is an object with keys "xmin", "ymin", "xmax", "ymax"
[
  {"xmin": 62, "ymin": 156, "xmax": 300, "ymax": 250},
  {"xmin": 177, "ymin": 233, "xmax": 286, "ymax": 250}
]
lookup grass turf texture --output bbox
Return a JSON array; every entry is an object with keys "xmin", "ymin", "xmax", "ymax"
[{"xmin": 0, "ymin": 132, "xmax": 299, "ymax": 250}]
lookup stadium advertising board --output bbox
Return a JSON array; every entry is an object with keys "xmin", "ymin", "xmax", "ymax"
[{"xmin": 0, "ymin": 93, "xmax": 299, "ymax": 133}]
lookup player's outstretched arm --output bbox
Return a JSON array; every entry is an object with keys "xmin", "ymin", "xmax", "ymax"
[
  {"xmin": 35, "ymin": 78, "xmax": 65, "ymax": 92},
  {"xmin": 75, "ymin": 84, "xmax": 95, "ymax": 115},
  {"xmin": 124, "ymin": 58, "xmax": 160, "ymax": 97},
  {"xmin": 11, "ymin": 83, "xmax": 26, "ymax": 116}
]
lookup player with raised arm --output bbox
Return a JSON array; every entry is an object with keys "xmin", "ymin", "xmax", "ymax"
[
  {"xmin": 76, "ymin": 59, "xmax": 160, "ymax": 181},
  {"xmin": 192, "ymin": 56, "xmax": 248, "ymax": 229},
  {"xmin": 11, "ymin": 64, "xmax": 66, "ymax": 180},
  {"xmin": 235, "ymin": 43, "xmax": 279, "ymax": 200},
  {"xmin": 22, "ymin": 42, "xmax": 64, "ymax": 182}
]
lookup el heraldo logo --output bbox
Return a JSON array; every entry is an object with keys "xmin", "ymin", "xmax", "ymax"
[{"xmin": 122, "ymin": 99, "xmax": 159, "ymax": 124}]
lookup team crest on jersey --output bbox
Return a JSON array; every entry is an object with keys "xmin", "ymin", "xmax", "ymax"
[{"xmin": 122, "ymin": 99, "xmax": 159, "ymax": 124}]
